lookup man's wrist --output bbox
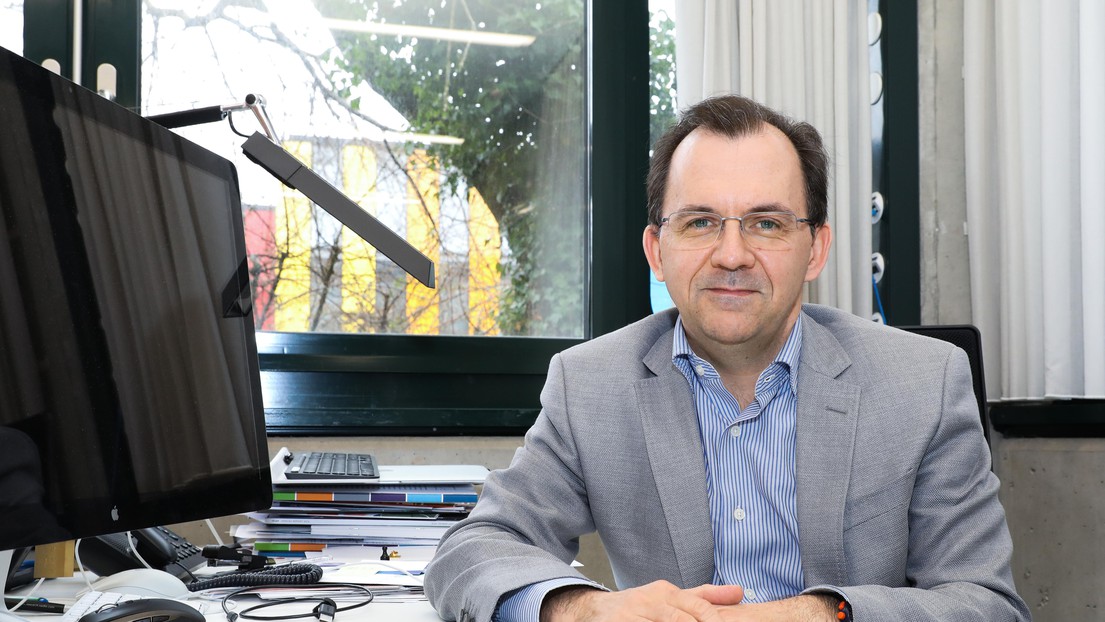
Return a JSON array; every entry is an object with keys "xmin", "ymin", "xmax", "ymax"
[
  {"xmin": 799, "ymin": 587, "xmax": 853, "ymax": 622},
  {"xmin": 833, "ymin": 597, "xmax": 853, "ymax": 622},
  {"xmin": 808, "ymin": 592, "xmax": 857, "ymax": 622},
  {"xmin": 539, "ymin": 586, "xmax": 602, "ymax": 622},
  {"xmin": 804, "ymin": 593, "xmax": 847, "ymax": 622}
]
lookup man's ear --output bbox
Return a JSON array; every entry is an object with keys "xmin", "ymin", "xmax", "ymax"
[
  {"xmin": 643, "ymin": 225, "xmax": 665, "ymax": 282},
  {"xmin": 804, "ymin": 222, "xmax": 832, "ymax": 283}
]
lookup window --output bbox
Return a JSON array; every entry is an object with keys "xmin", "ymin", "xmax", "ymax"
[
  {"xmin": 21, "ymin": 0, "xmax": 651, "ymax": 434},
  {"xmin": 0, "ymin": 0, "xmax": 23, "ymax": 53},
  {"xmin": 142, "ymin": 0, "xmax": 587, "ymax": 339},
  {"xmin": 647, "ymin": 0, "xmax": 676, "ymax": 312}
]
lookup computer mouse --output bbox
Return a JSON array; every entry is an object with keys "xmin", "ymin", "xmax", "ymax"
[
  {"xmin": 90, "ymin": 568, "xmax": 191, "ymax": 598},
  {"xmin": 76, "ymin": 598, "xmax": 204, "ymax": 622}
]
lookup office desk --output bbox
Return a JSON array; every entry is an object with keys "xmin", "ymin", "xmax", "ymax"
[
  {"xmin": 222, "ymin": 598, "xmax": 441, "ymax": 622},
  {"xmin": 8, "ymin": 576, "xmax": 442, "ymax": 622},
  {"xmin": 308, "ymin": 600, "xmax": 439, "ymax": 621}
]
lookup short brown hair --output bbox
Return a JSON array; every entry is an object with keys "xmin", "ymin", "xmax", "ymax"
[{"xmin": 646, "ymin": 95, "xmax": 828, "ymax": 228}]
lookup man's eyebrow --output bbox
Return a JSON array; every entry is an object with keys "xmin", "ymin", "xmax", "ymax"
[
  {"xmin": 744, "ymin": 203, "xmax": 797, "ymax": 215},
  {"xmin": 673, "ymin": 203, "xmax": 798, "ymax": 215},
  {"xmin": 673, "ymin": 204, "xmax": 720, "ymax": 214}
]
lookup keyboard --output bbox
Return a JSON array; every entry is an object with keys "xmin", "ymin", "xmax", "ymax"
[
  {"xmin": 61, "ymin": 590, "xmax": 127, "ymax": 622},
  {"xmin": 283, "ymin": 451, "xmax": 379, "ymax": 480},
  {"xmin": 62, "ymin": 591, "xmax": 208, "ymax": 622}
]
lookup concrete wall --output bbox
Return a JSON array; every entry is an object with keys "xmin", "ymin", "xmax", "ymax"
[
  {"xmin": 992, "ymin": 435, "xmax": 1105, "ymax": 620},
  {"xmin": 919, "ymin": 2, "xmax": 1105, "ymax": 620},
  {"xmin": 918, "ymin": 0, "xmax": 971, "ymax": 326}
]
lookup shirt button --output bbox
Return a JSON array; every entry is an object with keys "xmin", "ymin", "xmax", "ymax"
[
  {"xmin": 733, "ymin": 507, "xmax": 746, "ymax": 521},
  {"xmin": 695, "ymin": 364, "xmax": 705, "ymax": 376},
  {"xmin": 745, "ymin": 588, "xmax": 757, "ymax": 601},
  {"xmin": 729, "ymin": 424, "xmax": 741, "ymax": 437}
]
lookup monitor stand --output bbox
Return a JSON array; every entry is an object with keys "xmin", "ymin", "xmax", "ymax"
[{"xmin": 0, "ymin": 549, "xmax": 30, "ymax": 622}]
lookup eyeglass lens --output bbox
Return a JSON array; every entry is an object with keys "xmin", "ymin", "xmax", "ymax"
[{"xmin": 663, "ymin": 212, "xmax": 800, "ymax": 249}]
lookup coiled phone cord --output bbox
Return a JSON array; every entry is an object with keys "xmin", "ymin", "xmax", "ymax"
[{"xmin": 187, "ymin": 563, "xmax": 324, "ymax": 592}]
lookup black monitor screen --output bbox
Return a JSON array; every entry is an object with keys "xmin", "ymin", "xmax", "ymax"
[{"xmin": 0, "ymin": 46, "xmax": 270, "ymax": 550}]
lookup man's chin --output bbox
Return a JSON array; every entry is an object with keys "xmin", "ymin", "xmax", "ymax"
[
  {"xmin": 699, "ymin": 324, "xmax": 760, "ymax": 348},
  {"xmin": 703, "ymin": 290, "xmax": 762, "ymax": 311}
]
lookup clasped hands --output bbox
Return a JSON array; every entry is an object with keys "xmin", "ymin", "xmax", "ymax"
[{"xmin": 539, "ymin": 581, "xmax": 838, "ymax": 622}]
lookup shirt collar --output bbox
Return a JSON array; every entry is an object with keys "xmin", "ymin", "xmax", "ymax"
[{"xmin": 671, "ymin": 313, "xmax": 804, "ymax": 393}]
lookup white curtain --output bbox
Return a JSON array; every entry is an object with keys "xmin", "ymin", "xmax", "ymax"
[
  {"xmin": 964, "ymin": 1, "xmax": 1105, "ymax": 399},
  {"xmin": 673, "ymin": 0, "xmax": 873, "ymax": 316}
]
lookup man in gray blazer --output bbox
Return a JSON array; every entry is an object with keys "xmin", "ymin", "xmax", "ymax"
[{"xmin": 425, "ymin": 95, "xmax": 1029, "ymax": 622}]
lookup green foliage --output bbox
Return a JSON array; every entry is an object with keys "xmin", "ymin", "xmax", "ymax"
[
  {"xmin": 322, "ymin": 0, "xmax": 586, "ymax": 336},
  {"xmin": 649, "ymin": 9, "xmax": 678, "ymax": 150}
]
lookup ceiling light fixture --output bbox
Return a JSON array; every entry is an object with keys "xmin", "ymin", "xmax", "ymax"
[{"xmin": 322, "ymin": 18, "xmax": 536, "ymax": 48}]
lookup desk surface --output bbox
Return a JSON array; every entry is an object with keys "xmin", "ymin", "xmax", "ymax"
[
  {"xmin": 292, "ymin": 600, "xmax": 439, "ymax": 621},
  {"xmin": 8, "ymin": 575, "xmax": 441, "ymax": 622}
]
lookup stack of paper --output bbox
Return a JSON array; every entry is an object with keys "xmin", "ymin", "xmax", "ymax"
[{"xmin": 235, "ymin": 448, "xmax": 489, "ymax": 560}]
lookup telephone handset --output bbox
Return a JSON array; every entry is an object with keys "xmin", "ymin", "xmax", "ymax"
[{"xmin": 79, "ymin": 526, "xmax": 206, "ymax": 580}]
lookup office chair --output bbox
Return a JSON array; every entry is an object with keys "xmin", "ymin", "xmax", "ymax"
[{"xmin": 899, "ymin": 325, "xmax": 989, "ymax": 445}]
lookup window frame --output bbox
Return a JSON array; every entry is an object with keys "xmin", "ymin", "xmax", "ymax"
[
  {"xmin": 876, "ymin": 0, "xmax": 921, "ymax": 325},
  {"xmin": 24, "ymin": 0, "xmax": 652, "ymax": 435}
]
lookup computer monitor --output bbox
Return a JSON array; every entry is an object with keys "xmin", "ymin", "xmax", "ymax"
[{"xmin": 0, "ymin": 42, "xmax": 271, "ymax": 571}]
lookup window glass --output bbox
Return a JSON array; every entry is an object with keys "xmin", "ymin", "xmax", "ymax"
[
  {"xmin": 141, "ymin": 0, "xmax": 586, "ymax": 338},
  {"xmin": 0, "ymin": 1, "xmax": 23, "ymax": 54},
  {"xmin": 648, "ymin": 0, "xmax": 676, "ymax": 312},
  {"xmin": 649, "ymin": 0, "xmax": 676, "ymax": 152}
]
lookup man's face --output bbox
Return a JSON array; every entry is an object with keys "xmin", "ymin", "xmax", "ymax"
[{"xmin": 643, "ymin": 126, "xmax": 832, "ymax": 356}]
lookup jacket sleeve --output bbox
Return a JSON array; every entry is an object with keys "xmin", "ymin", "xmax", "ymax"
[
  {"xmin": 831, "ymin": 348, "xmax": 1031, "ymax": 621},
  {"xmin": 424, "ymin": 353, "xmax": 603, "ymax": 622}
]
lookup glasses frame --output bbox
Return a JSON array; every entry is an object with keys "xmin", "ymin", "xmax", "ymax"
[{"xmin": 657, "ymin": 210, "xmax": 817, "ymax": 250}]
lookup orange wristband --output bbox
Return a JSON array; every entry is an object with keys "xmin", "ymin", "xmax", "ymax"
[{"xmin": 835, "ymin": 599, "xmax": 852, "ymax": 621}]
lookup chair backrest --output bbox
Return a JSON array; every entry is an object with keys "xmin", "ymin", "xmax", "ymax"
[{"xmin": 898, "ymin": 325, "xmax": 989, "ymax": 444}]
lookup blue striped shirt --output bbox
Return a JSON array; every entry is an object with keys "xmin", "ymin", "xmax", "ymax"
[
  {"xmin": 672, "ymin": 314, "xmax": 804, "ymax": 603},
  {"xmin": 494, "ymin": 315, "xmax": 806, "ymax": 620}
]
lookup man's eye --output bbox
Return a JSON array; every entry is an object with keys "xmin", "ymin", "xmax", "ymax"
[
  {"xmin": 687, "ymin": 217, "xmax": 716, "ymax": 230},
  {"xmin": 750, "ymin": 217, "xmax": 783, "ymax": 232}
]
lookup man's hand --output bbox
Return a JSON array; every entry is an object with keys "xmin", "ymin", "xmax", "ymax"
[
  {"xmin": 540, "ymin": 585, "xmax": 840, "ymax": 622},
  {"xmin": 539, "ymin": 580, "xmax": 745, "ymax": 622}
]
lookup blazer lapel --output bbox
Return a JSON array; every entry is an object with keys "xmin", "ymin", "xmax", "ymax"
[
  {"xmin": 635, "ymin": 328, "xmax": 714, "ymax": 588},
  {"xmin": 794, "ymin": 312, "xmax": 861, "ymax": 587}
]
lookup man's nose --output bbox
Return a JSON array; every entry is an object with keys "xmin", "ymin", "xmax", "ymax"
[{"xmin": 710, "ymin": 220, "xmax": 756, "ymax": 270}]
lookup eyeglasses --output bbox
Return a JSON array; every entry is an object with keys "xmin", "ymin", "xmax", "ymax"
[{"xmin": 657, "ymin": 210, "xmax": 815, "ymax": 251}]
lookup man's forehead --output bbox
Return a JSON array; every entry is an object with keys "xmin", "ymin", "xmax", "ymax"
[
  {"xmin": 664, "ymin": 127, "xmax": 806, "ymax": 213},
  {"xmin": 675, "ymin": 124, "xmax": 798, "ymax": 159}
]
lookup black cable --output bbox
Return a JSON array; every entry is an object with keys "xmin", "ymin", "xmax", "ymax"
[
  {"xmin": 188, "ymin": 563, "xmax": 324, "ymax": 592},
  {"xmin": 227, "ymin": 111, "xmax": 252, "ymax": 138},
  {"xmin": 172, "ymin": 559, "xmax": 199, "ymax": 583},
  {"xmin": 219, "ymin": 583, "xmax": 374, "ymax": 622}
]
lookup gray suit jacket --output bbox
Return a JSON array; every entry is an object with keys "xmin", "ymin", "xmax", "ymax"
[{"xmin": 425, "ymin": 304, "xmax": 1030, "ymax": 622}]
